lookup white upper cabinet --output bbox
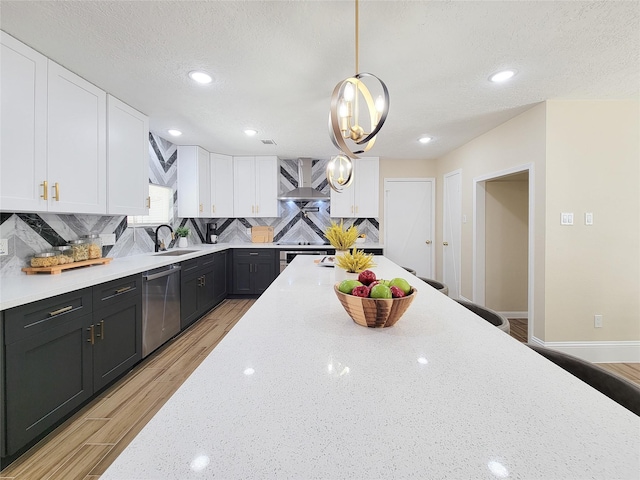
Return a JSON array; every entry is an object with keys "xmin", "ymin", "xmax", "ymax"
[
  {"xmin": 177, "ymin": 146, "xmax": 210, "ymax": 218},
  {"xmin": 0, "ymin": 32, "xmax": 48, "ymax": 212},
  {"xmin": 255, "ymin": 156, "xmax": 279, "ymax": 217},
  {"xmin": 233, "ymin": 156, "xmax": 279, "ymax": 218},
  {"xmin": 330, "ymin": 157, "xmax": 379, "ymax": 218},
  {"xmin": 47, "ymin": 61, "xmax": 107, "ymax": 214},
  {"xmin": 210, "ymin": 153, "xmax": 234, "ymax": 217},
  {"xmin": 107, "ymin": 95, "xmax": 149, "ymax": 216}
]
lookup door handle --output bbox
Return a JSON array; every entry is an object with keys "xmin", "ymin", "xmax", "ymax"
[
  {"xmin": 115, "ymin": 286, "xmax": 132, "ymax": 294},
  {"xmin": 96, "ymin": 320, "xmax": 105, "ymax": 340},
  {"xmin": 53, "ymin": 182, "xmax": 60, "ymax": 201},
  {"xmin": 87, "ymin": 325, "xmax": 95, "ymax": 344},
  {"xmin": 49, "ymin": 305, "xmax": 73, "ymax": 316},
  {"xmin": 425, "ymin": 240, "xmax": 432, "ymax": 245},
  {"xmin": 41, "ymin": 180, "xmax": 48, "ymax": 200},
  {"xmin": 443, "ymin": 242, "xmax": 449, "ymax": 246},
  {"xmin": 199, "ymin": 203, "xmax": 203, "ymax": 213}
]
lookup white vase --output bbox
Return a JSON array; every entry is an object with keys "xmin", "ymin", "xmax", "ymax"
[{"xmin": 178, "ymin": 237, "xmax": 188, "ymax": 248}]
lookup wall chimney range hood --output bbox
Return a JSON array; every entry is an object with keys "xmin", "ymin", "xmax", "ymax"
[{"xmin": 278, "ymin": 158, "xmax": 330, "ymax": 201}]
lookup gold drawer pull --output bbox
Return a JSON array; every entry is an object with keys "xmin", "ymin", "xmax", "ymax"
[
  {"xmin": 54, "ymin": 182, "xmax": 60, "ymax": 201},
  {"xmin": 97, "ymin": 320, "xmax": 105, "ymax": 340},
  {"xmin": 87, "ymin": 324, "xmax": 95, "ymax": 344},
  {"xmin": 115, "ymin": 286, "xmax": 132, "ymax": 294},
  {"xmin": 41, "ymin": 180, "xmax": 48, "ymax": 200},
  {"xmin": 49, "ymin": 305, "xmax": 73, "ymax": 316}
]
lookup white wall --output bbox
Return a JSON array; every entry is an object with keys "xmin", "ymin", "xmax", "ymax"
[
  {"xmin": 435, "ymin": 103, "xmax": 547, "ymax": 337},
  {"xmin": 544, "ymin": 100, "xmax": 639, "ymax": 342}
]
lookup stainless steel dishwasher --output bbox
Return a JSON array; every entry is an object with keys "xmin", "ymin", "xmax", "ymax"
[{"xmin": 142, "ymin": 264, "xmax": 181, "ymax": 358}]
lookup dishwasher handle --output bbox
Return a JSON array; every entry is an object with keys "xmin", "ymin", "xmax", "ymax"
[{"xmin": 143, "ymin": 265, "xmax": 181, "ymax": 281}]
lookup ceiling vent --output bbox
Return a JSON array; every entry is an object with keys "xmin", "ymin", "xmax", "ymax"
[
  {"xmin": 277, "ymin": 158, "xmax": 330, "ymax": 202},
  {"xmin": 261, "ymin": 139, "xmax": 277, "ymax": 145}
]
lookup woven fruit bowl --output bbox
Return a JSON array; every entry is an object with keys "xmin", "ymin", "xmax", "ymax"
[{"xmin": 334, "ymin": 283, "xmax": 417, "ymax": 328}]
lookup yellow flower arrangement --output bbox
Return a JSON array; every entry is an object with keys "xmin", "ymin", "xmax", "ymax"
[
  {"xmin": 324, "ymin": 220, "xmax": 359, "ymax": 250},
  {"xmin": 334, "ymin": 248, "xmax": 376, "ymax": 273}
]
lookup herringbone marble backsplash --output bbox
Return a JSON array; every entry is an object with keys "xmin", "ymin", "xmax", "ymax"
[{"xmin": 0, "ymin": 134, "xmax": 378, "ymax": 276}]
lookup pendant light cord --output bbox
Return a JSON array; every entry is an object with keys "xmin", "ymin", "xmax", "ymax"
[{"xmin": 355, "ymin": 0, "xmax": 359, "ymax": 74}]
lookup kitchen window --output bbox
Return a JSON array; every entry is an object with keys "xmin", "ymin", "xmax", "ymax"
[{"xmin": 127, "ymin": 184, "xmax": 173, "ymax": 226}]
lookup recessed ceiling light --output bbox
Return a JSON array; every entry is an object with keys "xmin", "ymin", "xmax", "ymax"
[
  {"xmin": 244, "ymin": 129, "xmax": 258, "ymax": 136},
  {"xmin": 188, "ymin": 70, "xmax": 212, "ymax": 84},
  {"xmin": 418, "ymin": 136, "xmax": 432, "ymax": 144},
  {"xmin": 489, "ymin": 70, "xmax": 516, "ymax": 83},
  {"xmin": 167, "ymin": 129, "xmax": 182, "ymax": 137}
]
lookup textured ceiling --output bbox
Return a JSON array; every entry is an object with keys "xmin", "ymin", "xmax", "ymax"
[{"xmin": 1, "ymin": 0, "xmax": 638, "ymax": 161}]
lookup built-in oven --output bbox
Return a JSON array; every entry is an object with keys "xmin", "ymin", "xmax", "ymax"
[{"xmin": 279, "ymin": 250, "xmax": 330, "ymax": 273}]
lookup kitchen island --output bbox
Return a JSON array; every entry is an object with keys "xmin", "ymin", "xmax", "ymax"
[{"xmin": 101, "ymin": 256, "xmax": 639, "ymax": 479}]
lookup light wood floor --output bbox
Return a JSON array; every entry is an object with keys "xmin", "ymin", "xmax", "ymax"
[
  {"xmin": 508, "ymin": 317, "xmax": 640, "ymax": 386},
  {"xmin": 0, "ymin": 299, "xmax": 256, "ymax": 480}
]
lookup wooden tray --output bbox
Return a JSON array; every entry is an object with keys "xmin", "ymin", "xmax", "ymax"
[{"xmin": 22, "ymin": 257, "xmax": 112, "ymax": 275}]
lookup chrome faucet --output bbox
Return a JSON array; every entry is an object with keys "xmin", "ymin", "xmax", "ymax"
[{"xmin": 154, "ymin": 224, "xmax": 174, "ymax": 252}]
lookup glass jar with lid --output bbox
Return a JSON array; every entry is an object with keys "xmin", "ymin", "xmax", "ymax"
[
  {"xmin": 52, "ymin": 245, "xmax": 75, "ymax": 264},
  {"xmin": 30, "ymin": 251, "xmax": 59, "ymax": 268},
  {"xmin": 82, "ymin": 234, "xmax": 102, "ymax": 259},
  {"xmin": 67, "ymin": 239, "xmax": 90, "ymax": 262}
]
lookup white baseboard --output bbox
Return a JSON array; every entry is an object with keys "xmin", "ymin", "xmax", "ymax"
[
  {"xmin": 498, "ymin": 311, "xmax": 528, "ymax": 319},
  {"xmin": 529, "ymin": 336, "xmax": 640, "ymax": 363}
]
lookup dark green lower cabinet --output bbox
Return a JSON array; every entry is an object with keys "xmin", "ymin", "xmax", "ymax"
[
  {"xmin": 92, "ymin": 295, "xmax": 142, "ymax": 391},
  {"xmin": 232, "ymin": 249, "xmax": 277, "ymax": 295},
  {"xmin": 4, "ymin": 313, "xmax": 94, "ymax": 455},
  {"xmin": 180, "ymin": 251, "xmax": 229, "ymax": 330},
  {"xmin": 2, "ymin": 277, "xmax": 143, "ymax": 461}
]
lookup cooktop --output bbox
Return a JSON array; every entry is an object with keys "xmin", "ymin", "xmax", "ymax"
[{"xmin": 275, "ymin": 241, "xmax": 330, "ymax": 246}]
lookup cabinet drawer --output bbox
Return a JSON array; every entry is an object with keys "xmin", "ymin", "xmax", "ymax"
[
  {"xmin": 180, "ymin": 258, "xmax": 200, "ymax": 275},
  {"xmin": 92, "ymin": 274, "xmax": 142, "ymax": 308},
  {"xmin": 234, "ymin": 249, "xmax": 274, "ymax": 259},
  {"xmin": 4, "ymin": 288, "xmax": 92, "ymax": 344},
  {"xmin": 199, "ymin": 253, "xmax": 215, "ymax": 268}
]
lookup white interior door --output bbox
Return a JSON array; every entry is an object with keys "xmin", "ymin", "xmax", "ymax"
[
  {"xmin": 443, "ymin": 170, "xmax": 461, "ymax": 298},
  {"xmin": 384, "ymin": 178, "xmax": 435, "ymax": 278}
]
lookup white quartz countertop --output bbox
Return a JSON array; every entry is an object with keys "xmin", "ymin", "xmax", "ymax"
[
  {"xmin": 0, "ymin": 243, "xmax": 383, "ymax": 311},
  {"xmin": 101, "ymin": 256, "xmax": 640, "ymax": 480}
]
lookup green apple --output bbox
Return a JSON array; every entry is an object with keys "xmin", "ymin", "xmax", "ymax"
[
  {"xmin": 389, "ymin": 278, "xmax": 411, "ymax": 295},
  {"xmin": 370, "ymin": 284, "xmax": 392, "ymax": 299},
  {"xmin": 338, "ymin": 279, "xmax": 363, "ymax": 294}
]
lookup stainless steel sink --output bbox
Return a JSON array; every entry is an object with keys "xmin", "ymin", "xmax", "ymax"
[{"xmin": 154, "ymin": 250, "xmax": 199, "ymax": 256}]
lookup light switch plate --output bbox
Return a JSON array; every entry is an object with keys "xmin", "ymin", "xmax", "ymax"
[
  {"xmin": 561, "ymin": 213, "xmax": 574, "ymax": 225},
  {"xmin": 0, "ymin": 238, "xmax": 8, "ymax": 256},
  {"xmin": 594, "ymin": 314, "xmax": 603, "ymax": 328},
  {"xmin": 585, "ymin": 212, "xmax": 593, "ymax": 225}
]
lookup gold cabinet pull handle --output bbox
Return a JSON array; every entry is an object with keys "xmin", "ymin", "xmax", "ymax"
[
  {"xmin": 115, "ymin": 286, "xmax": 132, "ymax": 294},
  {"xmin": 199, "ymin": 203, "xmax": 203, "ymax": 213},
  {"xmin": 87, "ymin": 324, "xmax": 95, "ymax": 344},
  {"xmin": 443, "ymin": 242, "xmax": 449, "ymax": 246},
  {"xmin": 351, "ymin": 205, "xmax": 354, "ymax": 214},
  {"xmin": 426, "ymin": 240, "xmax": 432, "ymax": 245},
  {"xmin": 212, "ymin": 205, "xmax": 215, "ymax": 213},
  {"xmin": 49, "ymin": 305, "xmax": 73, "ymax": 316},
  {"xmin": 146, "ymin": 196, "xmax": 151, "ymax": 208},
  {"xmin": 256, "ymin": 205, "xmax": 259, "ymax": 214},
  {"xmin": 252, "ymin": 205, "xmax": 255, "ymax": 214},
  {"xmin": 41, "ymin": 180, "xmax": 48, "ymax": 200},
  {"xmin": 98, "ymin": 320, "xmax": 105, "ymax": 340},
  {"xmin": 53, "ymin": 182, "xmax": 60, "ymax": 201}
]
